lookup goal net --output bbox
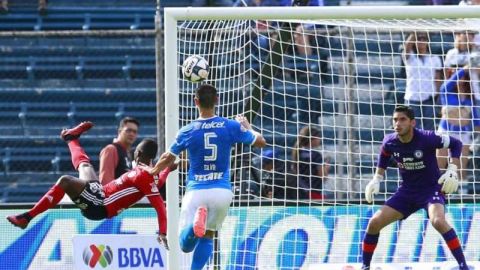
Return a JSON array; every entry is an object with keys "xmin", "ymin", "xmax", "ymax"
[{"xmin": 163, "ymin": 6, "xmax": 480, "ymax": 269}]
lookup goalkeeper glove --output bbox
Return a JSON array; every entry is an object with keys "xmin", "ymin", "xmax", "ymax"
[
  {"xmin": 438, "ymin": 164, "xmax": 459, "ymax": 194},
  {"xmin": 365, "ymin": 174, "xmax": 383, "ymax": 203}
]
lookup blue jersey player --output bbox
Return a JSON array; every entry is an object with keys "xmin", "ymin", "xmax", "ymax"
[
  {"xmin": 362, "ymin": 105, "xmax": 469, "ymax": 270},
  {"xmin": 149, "ymin": 84, "xmax": 266, "ymax": 270}
]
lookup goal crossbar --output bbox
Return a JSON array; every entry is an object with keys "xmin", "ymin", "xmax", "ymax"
[{"xmin": 165, "ymin": 5, "xmax": 480, "ymax": 20}]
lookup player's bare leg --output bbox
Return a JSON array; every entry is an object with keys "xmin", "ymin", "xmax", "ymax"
[
  {"xmin": 428, "ymin": 203, "xmax": 469, "ymax": 270},
  {"xmin": 361, "ymin": 205, "xmax": 403, "ymax": 270},
  {"xmin": 6, "ymin": 122, "xmax": 95, "ymax": 229},
  {"xmin": 78, "ymin": 163, "xmax": 98, "ymax": 181},
  {"xmin": 61, "ymin": 121, "xmax": 98, "ymax": 181},
  {"xmin": 366, "ymin": 205, "xmax": 403, "ymax": 234},
  {"xmin": 428, "ymin": 203, "xmax": 451, "ymax": 233},
  {"xmin": 56, "ymin": 175, "xmax": 88, "ymax": 199},
  {"xmin": 6, "ymin": 175, "xmax": 88, "ymax": 229}
]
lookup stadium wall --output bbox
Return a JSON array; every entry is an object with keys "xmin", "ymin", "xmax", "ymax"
[{"xmin": 0, "ymin": 204, "xmax": 479, "ymax": 269}]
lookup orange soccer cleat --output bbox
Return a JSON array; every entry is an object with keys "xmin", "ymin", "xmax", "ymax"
[
  {"xmin": 6, "ymin": 213, "xmax": 31, "ymax": 229},
  {"xmin": 193, "ymin": 206, "xmax": 207, "ymax": 238},
  {"xmin": 60, "ymin": 121, "xmax": 94, "ymax": 141}
]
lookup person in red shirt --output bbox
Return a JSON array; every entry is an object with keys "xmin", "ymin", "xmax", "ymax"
[
  {"xmin": 6, "ymin": 122, "xmax": 173, "ymax": 248},
  {"xmin": 99, "ymin": 117, "xmax": 140, "ymax": 185}
]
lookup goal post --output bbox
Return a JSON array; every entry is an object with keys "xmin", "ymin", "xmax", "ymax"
[{"xmin": 163, "ymin": 5, "xmax": 480, "ymax": 270}]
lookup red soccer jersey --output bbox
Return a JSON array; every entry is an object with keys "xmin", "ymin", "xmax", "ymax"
[{"xmin": 102, "ymin": 166, "xmax": 170, "ymax": 234}]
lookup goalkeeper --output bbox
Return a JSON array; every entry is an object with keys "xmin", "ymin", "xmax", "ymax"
[{"xmin": 361, "ymin": 105, "xmax": 469, "ymax": 270}]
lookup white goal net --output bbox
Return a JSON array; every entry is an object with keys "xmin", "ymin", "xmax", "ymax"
[{"xmin": 163, "ymin": 6, "xmax": 480, "ymax": 270}]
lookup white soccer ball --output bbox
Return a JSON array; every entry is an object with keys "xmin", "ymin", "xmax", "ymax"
[{"xmin": 182, "ymin": 55, "xmax": 210, "ymax": 82}]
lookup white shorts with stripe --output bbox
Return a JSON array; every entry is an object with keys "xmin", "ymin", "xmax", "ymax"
[{"xmin": 178, "ymin": 188, "xmax": 233, "ymax": 234}]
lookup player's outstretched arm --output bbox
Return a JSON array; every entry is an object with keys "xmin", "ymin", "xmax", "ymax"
[
  {"xmin": 235, "ymin": 114, "xmax": 266, "ymax": 148},
  {"xmin": 157, "ymin": 233, "xmax": 169, "ymax": 251},
  {"xmin": 146, "ymin": 194, "xmax": 169, "ymax": 250},
  {"xmin": 154, "ymin": 161, "xmax": 178, "ymax": 187},
  {"xmin": 365, "ymin": 168, "xmax": 385, "ymax": 203},
  {"xmin": 149, "ymin": 152, "xmax": 176, "ymax": 176}
]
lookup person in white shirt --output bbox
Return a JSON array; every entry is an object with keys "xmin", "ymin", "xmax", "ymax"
[
  {"xmin": 444, "ymin": 31, "xmax": 480, "ymax": 157},
  {"xmin": 444, "ymin": 31, "xmax": 479, "ymax": 101},
  {"xmin": 402, "ymin": 32, "xmax": 443, "ymax": 131},
  {"xmin": 459, "ymin": 0, "xmax": 480, "ymax": 48},
  {"xmin": 444, "ymin": 31, "xmax": 476, "ymax": 68}
]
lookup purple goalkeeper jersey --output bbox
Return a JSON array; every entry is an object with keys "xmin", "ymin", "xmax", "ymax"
[{"xmin": 377, "ymin": 128, "xmax": 461, "ymax": 192}]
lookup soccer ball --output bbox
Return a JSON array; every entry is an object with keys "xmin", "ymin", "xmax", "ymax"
[{"xmin": 182, "ymin": 55, "xmax": 209, "ymax": 82}]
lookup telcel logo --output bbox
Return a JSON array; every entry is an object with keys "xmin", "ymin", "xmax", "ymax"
[{"xmin": 83, "ymin": 244, "xmax": 113, "ymax": 268}]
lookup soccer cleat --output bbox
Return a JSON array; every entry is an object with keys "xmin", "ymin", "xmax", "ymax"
[
  {"xmin": 193, "ymin": 206, "xmax": 207, "ymax": 238},
  {"xmin": 60, "ymin": 121, "xmax": 94, "ymax": 142},
  {"xmin": 6, "ymin": 213, "xmax": 32, "ymax": 229}
]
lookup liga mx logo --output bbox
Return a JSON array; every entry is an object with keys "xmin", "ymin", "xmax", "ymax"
[{"xmin": 83, "ymin": 244, "xmax": 113, "ymax": 268}]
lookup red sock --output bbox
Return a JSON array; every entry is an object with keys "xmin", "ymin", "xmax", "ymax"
[
  {"xmin": 28, "ymin": 185, "xmax": 65, "ymax": 218},
  {"xmin": 68, "ymin": 139, "xmax": 90, "ymax": 170}
]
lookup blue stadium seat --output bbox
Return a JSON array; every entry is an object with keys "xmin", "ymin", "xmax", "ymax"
[
  {"xmin": 0, "ymin": 7, "xmax": 155, "ymax": 31},
  {"xmin": 2, "ymin": 183, "xmax": 57, "ymax": 203}
]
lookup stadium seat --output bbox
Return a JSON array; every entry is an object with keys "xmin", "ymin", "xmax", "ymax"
[
  {"xmin": 2, "ymin": 183, "xmax": 56, "ymax": 203},
  {"xmin": 0, "ymin": 86, "xmax": 157, "ymax": 183},
  {"xmin": 0, "ymin": 7, "xmax": 154, "ymax": 31}
]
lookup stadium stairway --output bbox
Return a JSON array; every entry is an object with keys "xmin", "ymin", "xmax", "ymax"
[{"xmin": 0, "ymin": 88, "xmax": 157, "ymax": 202}]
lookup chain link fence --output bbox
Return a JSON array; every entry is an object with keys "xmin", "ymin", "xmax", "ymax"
[{"xmin": 0, "ymin": 31, "xmax": 158, "ymax": 201}]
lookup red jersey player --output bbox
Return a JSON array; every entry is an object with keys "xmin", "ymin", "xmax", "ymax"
[{"xmin": 6, "ymin": 122, "xmax": 173, "ymax": 248}]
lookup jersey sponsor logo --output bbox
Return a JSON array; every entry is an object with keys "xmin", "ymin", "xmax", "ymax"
[
  {"xmin": 397, "ymin": 154, "xmax": 426, "ymax": 170},
  {"xmin": 193, "ymin": 122, "xmax": 202, "ymax": 130},
  {"xmin": 89, "ymin": 183, "xmax": 104, "ymax": 197},
  {"xmin": 414, "ymin": 150, "xmax": 423, "ymax": 159},
  {"xmin": 115, "ymin": 178, "xmax": 123, "ymax": 186},
  {"xmin": 150, "ymin": 183, "xmax": 159, "ymax": 193},
  {"xmin": 194, "ymin": 172, "xmax": 224, "ymax": 181},
  {"xmin": 397, "ymin": 160, "xmax": 426, "ymax": 170},
  {"xmin": 125, "ymin": 157, "xmax": 132, "ymax": 169},
  {"xmin": 201, "ymin": 121, "xmax": 225, "ymax": 129}
]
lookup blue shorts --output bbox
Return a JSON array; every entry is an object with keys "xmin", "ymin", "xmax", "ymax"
[{"xmin": 385, "ymin": 188, "xmax": 445, "ymax": 219}]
